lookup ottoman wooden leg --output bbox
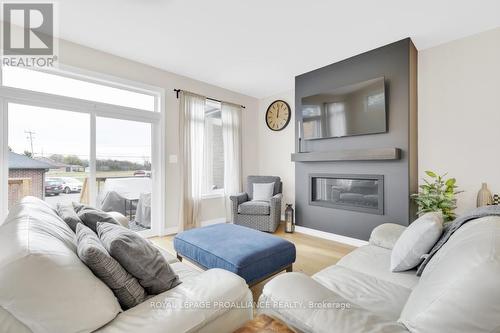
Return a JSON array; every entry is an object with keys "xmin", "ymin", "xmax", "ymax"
[
  {"xmin": 286, "ymin": 264, "xmax": 293, "ymax": 272},
  {"xmin": 176, "ymin": 253, "xmax": 183, "ymax": 262}
]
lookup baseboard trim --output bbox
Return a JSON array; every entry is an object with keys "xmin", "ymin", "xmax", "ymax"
[
  {"xmin": 201, "ymin": 218, "xmax": 226, "ymax": 226},
  {"xmin": 160, "ymin": 218, "xmax": 226, "ymax": 236},
  {"xmin": 160, "ymin": 226, "xmax": 179, "ymax": 236},
  {"xmin": 294, "ymin": 226, "xmax": 368, "ymax": 247}
]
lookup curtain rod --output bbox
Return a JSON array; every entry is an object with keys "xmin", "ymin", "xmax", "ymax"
[{"xmin": 173, "ymin": 89, "xmax": 246, "ymax": 109}]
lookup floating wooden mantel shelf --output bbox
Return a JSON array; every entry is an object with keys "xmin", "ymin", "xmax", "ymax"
[{"xmin": 291, "ymin": 148, "xmax": 401, "ymax": 162}]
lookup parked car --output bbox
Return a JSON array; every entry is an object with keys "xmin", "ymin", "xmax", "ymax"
[
  {"xmin": 44, "ymin": 180, "xmax": 63, "ymax": 196},
  {"xmin": 133, "ymin": 170, "xmax": 151, "ymax": 177},
  {"xmin": 46, "ymin": 177, "xmax": 83, "ymax": 194}
]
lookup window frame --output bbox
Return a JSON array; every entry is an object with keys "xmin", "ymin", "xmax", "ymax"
[{"xmin": 0, "ymin": 64, "xmax": 166, "ymax": 237}]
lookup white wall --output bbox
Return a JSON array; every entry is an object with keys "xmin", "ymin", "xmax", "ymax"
[
  {"xmin": 257, "ymin": 91, "xmax": 295, "ymax": 211},
  {"xmin": 58, "ymin": 39, "xmax": 259, "ymax": 230},
  {"xmin": 419, "ymin": 27, "xmax": 500, "ymax": 214}
]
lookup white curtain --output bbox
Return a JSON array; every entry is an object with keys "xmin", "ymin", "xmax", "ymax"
[
  {"xmin": 179, "ymin": 92, "xmax": 206, "ymax": 230},
  {"xmin": 327, "ymin": 102, "xmax": 347, "ymax": 137},
  {"xmin": 202, "ymin": 116, "xmax": 214, "ymax": 193},
  {"xmin": 221, "ymin": 102, "xmax": 242, "ymax": 220}
]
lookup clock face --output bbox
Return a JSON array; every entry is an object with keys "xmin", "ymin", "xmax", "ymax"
[{"xmin": 266, "ymin": 100, "xmax": 291, "ymax": 131}]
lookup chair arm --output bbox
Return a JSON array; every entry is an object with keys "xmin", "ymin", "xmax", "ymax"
[
  {"xmin": 107, "ymin": 211, "xmax": 129, "ymax": 228},
  {"xmin": 229, "ymin": 192, "xmax": 248, "ymax": 205},
  {"xmin": 270, "ymin": 193, "xmax": 282, "ymax": 207},
  {"xmin": 97, "ymin": 269, "xmax": 253, "ymax": 333},
  {"xmin": 229, "ymin": 193, "xmax": 248, "ymax": 222},
  {"xmin": 369, "ymin": 223, "xmax": 407, "ymax": 250},
  {"xmin": 269, "ymin": 193, "xmax": 282, "ymax": 221}
]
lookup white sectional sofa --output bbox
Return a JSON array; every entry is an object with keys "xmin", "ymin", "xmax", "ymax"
[
  {"xmin": 0, "ymin": 197, "xmax": 253, "ymax": 333},
  {"xmin": 259, "ymin": 217, "xmax": 500, "ymax": 333}
]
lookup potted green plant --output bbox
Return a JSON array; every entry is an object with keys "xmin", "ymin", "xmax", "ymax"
[{"xmin": 411, "ymin": 171, "xmax": 462, "ymax": 222}]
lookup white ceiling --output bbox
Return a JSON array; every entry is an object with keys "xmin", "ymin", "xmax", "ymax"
[{"xmin": 55, "ymin": 0, "xmax": 500, "ymax": 98}]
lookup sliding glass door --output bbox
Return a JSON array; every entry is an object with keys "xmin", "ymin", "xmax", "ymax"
[
  {"xmin": 0, "ymin": 66, "xmax": 164, "ymax": 236},
  {"xmin": 96, "ymin": 117, "xmax": 153, "ymax": 231}
]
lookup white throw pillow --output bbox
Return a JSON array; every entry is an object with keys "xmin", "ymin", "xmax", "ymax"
[
  {"xmin": 390, "ymin": 212, "xmax": 444, "ymax": 272},
  {"xmin": 252, "ymin": 183, "xmax": 275, "ymax": 201}
]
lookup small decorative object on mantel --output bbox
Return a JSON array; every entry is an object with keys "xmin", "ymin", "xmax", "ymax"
[
  {"xmin": 493, "ymin": 194, "xmax": 500, "ymax": 205},
  {"xmin": 411, "ymin": 170, "xmax": 462, "ymax": 222},
  {"xmin": 477, "ymin": 182, "xmax": 493, "ymax": 207},
  {"xmin": 284, "ymin": 204, "xmax": 295, "ymax": 233}
]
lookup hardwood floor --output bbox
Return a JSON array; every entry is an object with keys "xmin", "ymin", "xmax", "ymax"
[{"xmin": 149, "ymin": 223, "xmax": 355, "ymax": 301}]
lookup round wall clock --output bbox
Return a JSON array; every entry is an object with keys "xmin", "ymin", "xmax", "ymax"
[{"xmin": 265, "ymin": 100, "xmax": 291, "ymax": 131}]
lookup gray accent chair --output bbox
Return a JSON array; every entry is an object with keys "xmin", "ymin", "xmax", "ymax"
[{"xmin": 230, "ymin": 176, "xmax": 282, "ymax": 232}]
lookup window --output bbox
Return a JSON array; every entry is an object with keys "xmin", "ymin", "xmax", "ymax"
[
  {"xmin": 302, "ymin": 105, "xmax": 322, "ymax": 139},
  {"xmin": 203, "ymin": 100, "xmax": 224, "ymax": 196},
  {"xmin": 8, "ymin": 104, "xmax": 89, "ymax": 209},
  {"xmin": 1, "ymin": 66, "xmax": 163, "ymax": 236},
  {"xmin": 366, "ymin": 92, "xmax": 384, "ymax": 111},
  {"xmin": 2, "ymin": 66, "xmax": 156, "ymax": 111}
]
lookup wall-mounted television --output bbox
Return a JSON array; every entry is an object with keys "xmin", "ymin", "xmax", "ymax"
[{"xmin": 300, "ymin": 77, "xmax": 386, "ymax": 140}]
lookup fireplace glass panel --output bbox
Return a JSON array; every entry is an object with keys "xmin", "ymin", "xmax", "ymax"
[{"xmin": 310, "ymin": 174, "xmax": 383, "ymax": 215}]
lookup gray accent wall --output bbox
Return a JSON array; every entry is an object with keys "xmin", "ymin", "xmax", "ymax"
[{"xmin": 294, "ymin": 38, "xmax": 418, "ymax": 240}]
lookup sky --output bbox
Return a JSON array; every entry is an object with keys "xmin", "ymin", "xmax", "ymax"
[
  {"xmin": 5, "ymin": 66, "xmax": 152, "ymax": 164},
  {"xmin": 8, "ymin": 104, "xmax": 151, "ymax": 163}
]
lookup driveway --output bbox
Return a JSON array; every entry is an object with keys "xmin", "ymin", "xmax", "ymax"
[{"xmin": 45, "ymin": 192, "xmax": 82, "ymax": 208}]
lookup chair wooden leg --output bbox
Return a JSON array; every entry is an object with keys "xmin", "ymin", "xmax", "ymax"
[
  {"xmin": 286, "ymin": 265, "xmax": 293, "ymax": 272},
  {"xmin": 176, "ymin": 253, "xmax": 183, "ymax": 262}
]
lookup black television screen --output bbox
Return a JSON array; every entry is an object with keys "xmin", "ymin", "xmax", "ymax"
[{"xmin": 301, "ymin": 77, "xmax": 386, "ymax": 140}]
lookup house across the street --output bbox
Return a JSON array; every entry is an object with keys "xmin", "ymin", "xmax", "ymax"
[
  {"xmin": 34, "ymin": 156, "xmax": 69, "ymax": 172},
  {"xmin": 8, "ymin": 152, "xmax": 53, "ymax": 208}
]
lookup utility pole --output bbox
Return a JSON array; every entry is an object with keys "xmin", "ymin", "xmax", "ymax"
[{"xmin": 25, "ymin": 130, "xmax": 36, "ymax": 157}]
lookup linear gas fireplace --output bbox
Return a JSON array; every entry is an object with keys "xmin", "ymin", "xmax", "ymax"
[{"xmin": 309, "ymin": 174, "xmax": 384, "ymax": 215}]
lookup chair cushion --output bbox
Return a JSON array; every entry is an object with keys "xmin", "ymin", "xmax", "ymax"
[
  {"xmin": 174, "ymin": 224, "xmax": 296, "ymax": 284},
  {"xmin": 238, "ymin": 201, "xmax": 270, "ymax": 215},
  {"xmin": 337, "ymin": 245, "xmax": 420, "ymax": 290},
  {"xmin": 313, "ymin": 265, "xmax": 411, "ymax": 320},
  {"xmin": 97, "ymin": 222, "xmax": 181, "ymax": 294},
  {"xmin": 259, "ymin": 272, "xmax": 408, "ymax": 333},
  {"xmin": 76, "ymin": 224, "xmax": 147, "ymax": 310}
]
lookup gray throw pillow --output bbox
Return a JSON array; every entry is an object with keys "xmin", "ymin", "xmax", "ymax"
[
  {"xmin": 56, "ymin": 202, "xmax": 82, "ymax": 232},
  {"xmin": 76, "ymin": 224, "xmax": 147, "ymax": 309},
  {"xmin": 97, "ymin": 222, "xmax": 181, "ymax": 294},
  {"xmin": 77, "ymin": 205, "xmax": 119, "ymax": 233}
]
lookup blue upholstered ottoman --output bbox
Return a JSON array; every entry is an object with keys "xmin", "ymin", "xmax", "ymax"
[{"xmin": 173, "ymin": 223, "xmax": 296, "ymax": 285}]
